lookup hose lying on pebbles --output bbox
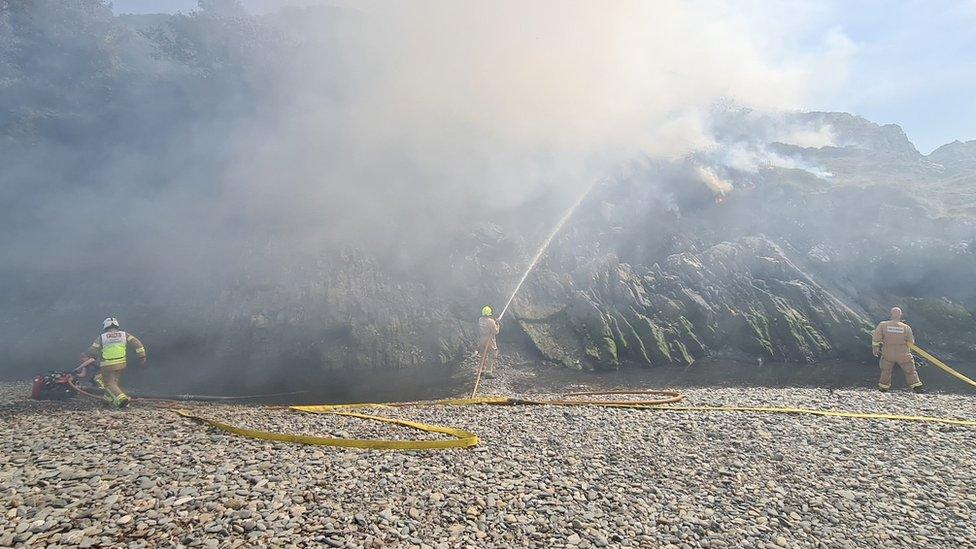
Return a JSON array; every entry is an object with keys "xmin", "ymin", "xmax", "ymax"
[{"xmin": 2, "ymin": 378, "xmax": 976, "ymax": 548}]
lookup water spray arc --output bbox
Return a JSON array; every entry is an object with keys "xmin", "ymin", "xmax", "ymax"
[
  {"xmin": 471, "ymin": 179, "xmax": 601, "ymax": 397},
  {"xmin": 497, "ymin": 180, "xmax": 600, "ymax": 321}
]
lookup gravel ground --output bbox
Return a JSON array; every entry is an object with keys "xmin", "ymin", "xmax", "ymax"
[{"xmin": 3, "ymin": 370, "xmax": 976, "ymax": 548}]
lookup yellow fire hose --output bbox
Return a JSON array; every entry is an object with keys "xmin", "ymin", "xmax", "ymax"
[
  {"xmin": 174, "ymin": 391, "xmax": 685, "ymax": 451},
  {"xmin": 644, "ymin": 406, "xmax": 976, "ymax": 427},
  {"xmin": 175, "ymin": 409, "xmax": 482, "ymax": 450},
  {"xmin": 912, "ymin": 344, "xmax": 976, "ymax": 389},
  {"xmin": 173, "ymin": 384, "xmax": 976, "ymax": 450},
  {"xmin": 76, "ymin": 346, "xmax": 976, "ymax": 450}
]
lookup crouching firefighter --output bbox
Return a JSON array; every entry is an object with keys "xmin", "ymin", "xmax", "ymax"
[
  {"xmin": 872, "ymin": 307, "xmax": 923, "ymax": 393},
  {"xmin": 81, "ymin": 317, "xmax": 147, "ymax": 407}
]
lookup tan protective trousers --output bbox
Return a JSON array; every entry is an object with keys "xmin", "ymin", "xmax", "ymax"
[
  {"xmin": 879, "ymin": 356, "xmax": 921, "ymax": 389},
  {"xmin": 478, "ymin": 337, "xmax": 499, "ymax": 374},
  {"xmin": 97, "ymin": 366, "xmax": 127, "ymax": 399}
]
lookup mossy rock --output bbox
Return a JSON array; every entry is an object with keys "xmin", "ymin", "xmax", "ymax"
[
  {"xmin": 584, "ymin": 337, "xmax": 619, "ymax": 368},
  {"xmin": 670, "ymin": 340, "xmax": 695, "ymax": 366},
  {"xmin": 615, "ymin": 311, "xmax": 652, "ymax": 366},
  {"xmin": 628, "ymin": 310, "xmax": 672, "ymax": 364},
  {"xmin": 737, "ymin": 310, "xmax": 774, "ymax": 358},
  {"xmin": 678, "ymin": 316, "xmax": 707, "ymax": 356},
  {"xmin": 517, "ymin": 309, "xmax": 608, "ymax": 370},
  {"xmin": 902, "ymin": 297, "xmax": 974, "ymax": 329},
  {"xmin": 765, "ymin": 300, "xmax": 831, "ymax": 361}
]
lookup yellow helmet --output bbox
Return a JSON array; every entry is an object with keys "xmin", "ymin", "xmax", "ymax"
[{"xmin": 481, "ymin": 306, "xmax": 493, "ymax": 317}]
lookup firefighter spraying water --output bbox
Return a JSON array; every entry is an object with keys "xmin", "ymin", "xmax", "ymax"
[
  {"xmin": 497, "ymin": 180, "xmax": 600, "ymax": 321},
  {"xmin": 471, "ymin": 180, "xmax": 599, "ymax": 395},
  {"xmin": 477, "ymin": 306, "xmax": 501, "ymax": 378}
]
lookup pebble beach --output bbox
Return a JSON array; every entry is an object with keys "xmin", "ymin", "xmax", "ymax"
[{"xmin": 2, "ymin": 373, "xmax": 976, "ymax": 548}]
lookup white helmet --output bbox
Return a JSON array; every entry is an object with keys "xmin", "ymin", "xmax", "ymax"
[{"xmin": 103, "ymin": 317, "xmax": 120, "ymax": 330}]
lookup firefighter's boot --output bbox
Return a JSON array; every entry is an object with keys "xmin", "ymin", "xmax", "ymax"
[{"xmin": 93, "ymin": 373, "xmax": 115, "ymax": 404}]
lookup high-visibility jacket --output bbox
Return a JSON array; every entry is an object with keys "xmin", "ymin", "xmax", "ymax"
[{"xmin": 86, "ymin": 329, "xmax": 146, "ymax": 370}]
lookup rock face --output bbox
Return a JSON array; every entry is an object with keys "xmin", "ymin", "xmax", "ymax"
[
  {"xmin": 2, "ymin": 3, "xmax": 972, "ymax": 389},
  {"xmin": 928, "ymin": 139, "xmax": 976, "ymax": 174},
  {"xmin": 214, "ymin": 251, "xmax": 466, "ymax": 371},
  {"xmin": 4, "ymin": 110, "xmax": 976, "ymax": 390},
  {"xmin": 156, "ymin": 250, "xmax": 474, "ymax": 392},
  {"xmin": 513, "ymin": 237, "xmax": 871, "ymax": 370},
  {"xmin": 495, "ymin": 110, "xmax": 976, "ymax": 372}
]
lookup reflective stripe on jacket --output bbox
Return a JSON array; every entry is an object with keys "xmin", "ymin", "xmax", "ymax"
[{"xmin": 100, "ymin": 330, "xmax": 128, "ymax": 366}]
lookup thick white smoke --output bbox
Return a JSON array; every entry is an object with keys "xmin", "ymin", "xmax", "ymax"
[
  {"xmin": 1, "ymin": 1, "xmax": 859, "ymax": 288},
  {"xmin": 205, "ymin": 0, "xmax": 856, "ymax": 260},
  {"xmin": 327, "ymin": 0, "xmax": 843, "ymax": 170},
  {"xmin": 0, "ymin": 0, "xmax": 859, "ymax": 380}
]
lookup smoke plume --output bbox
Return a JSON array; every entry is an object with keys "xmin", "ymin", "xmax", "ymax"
[{"xmin": 0, "ymin": 0, "xmax": 858, "ymax": 384}]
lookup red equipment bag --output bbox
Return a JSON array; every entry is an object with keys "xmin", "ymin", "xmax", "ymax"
[{"xmin": 31, "ymin": 371, "xmax": 78, "ymax": 400}]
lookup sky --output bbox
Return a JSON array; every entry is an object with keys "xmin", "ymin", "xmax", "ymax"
[{"xmin": 111, "ymin": 0, "xmax": 976, "ymax": 153}]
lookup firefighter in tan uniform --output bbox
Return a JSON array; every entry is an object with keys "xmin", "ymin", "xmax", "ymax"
[
  {"xmin": 478, "ymin": 306, "xmax": 501, "ymax": 378},
  {"xmin": 81, "ymin": 317, "xmax": 147, "ymax": 407},
  {"xmin": 871, "ymin": 307, "xmax": 923, "ymax": 393}
]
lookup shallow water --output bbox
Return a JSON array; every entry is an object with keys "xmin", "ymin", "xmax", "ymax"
[
  {"xmin": 510, "ymin": 358, "xmax": 976, "ymax": 395},
  {"xmin": 157, "ymin": 357, "xmax": 976, "ymax": 406}
]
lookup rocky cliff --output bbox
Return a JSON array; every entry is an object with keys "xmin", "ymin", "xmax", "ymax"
[
  {"xmin": 4, "ymin": 110, "xmax": 976, "ymax": 389},
  {"xmin": 510, "ymin": 236, "xmax": 870, "ymax": 370},
  {"xmin": 208, "ymin": 112, "xmax": 976, "ymax": 382},
  {"xmin": 493, "ymin": 112, "xmax": 976, "ymax": 371}
]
